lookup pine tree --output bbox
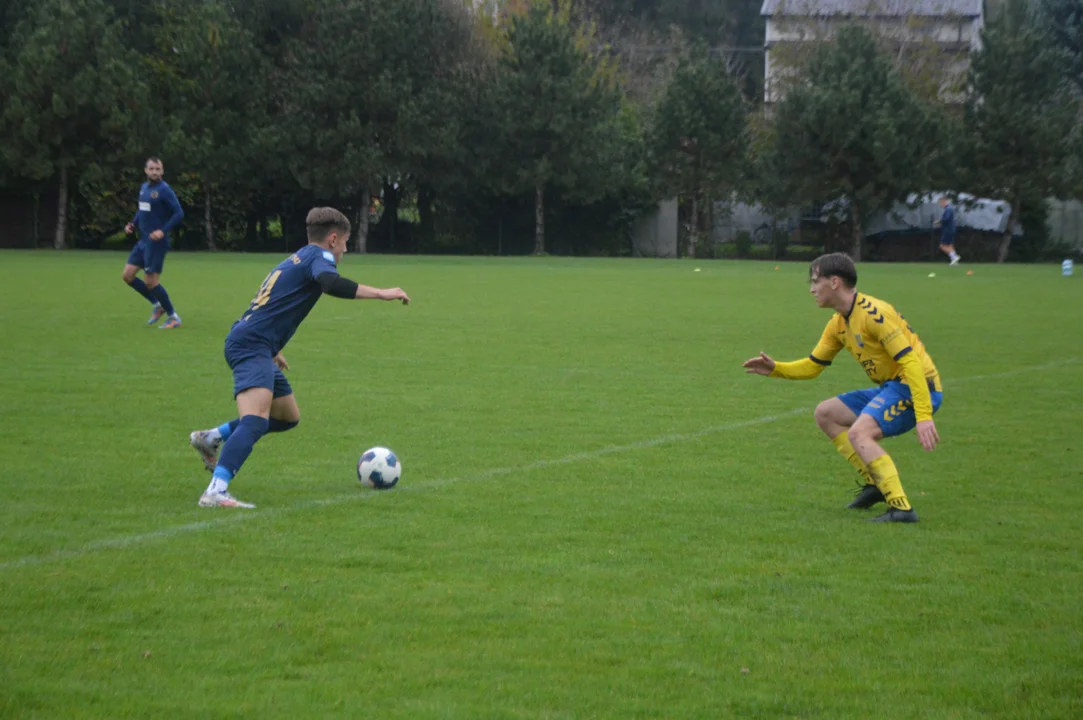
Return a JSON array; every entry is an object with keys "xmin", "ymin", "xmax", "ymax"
[
  {"xmin": 965, "ymin": 0, "xmax": 1078, "ymax": 261},
  {"xmin": 767, "ymin": 25, "xmax": 938, "ymax": 261},
  {"xmin": 492, "ymin": 1, "xmax": 629, "ymax": 254},
  {"xmin": 652, "ymin": 44, "xmax": 747, "ymax": 257},
  {"xmin": 0, "ymin": 0, "xmax": 146, "ymax": 248}
]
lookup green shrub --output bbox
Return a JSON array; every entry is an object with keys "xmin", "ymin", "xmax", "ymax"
[
  {"xmin": 786, "ymin": 244, "xmax": 823, "ymax": 261},
  {"xmin": 694, "ymin": 233, "xmax": 717, "ymax": 259},
  {"xmin": 102, "ymin": 231, "xmax": 129, "ymax": 250},
  {"xmin": 714, "ymin": 242, "xmax": 739, "ymax": 259}
]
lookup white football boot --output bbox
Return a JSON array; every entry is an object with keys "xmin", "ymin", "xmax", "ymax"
[
  {"xmin": 189, "ymin": 430, "xmax": 222, "ymax": 472},
  {"xmin": 198, "ymin": 491, "xmax": 256, "ymax": 509}
]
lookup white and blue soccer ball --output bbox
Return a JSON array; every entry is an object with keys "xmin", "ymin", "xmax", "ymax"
[{"xmin": 358, "ymin": 446, "xmax": 401, "ymax": 490}]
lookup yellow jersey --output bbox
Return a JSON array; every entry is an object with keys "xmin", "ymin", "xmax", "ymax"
[{"xmin": 771, "ymin": 292, "xmax": 942, "ymax": 421}]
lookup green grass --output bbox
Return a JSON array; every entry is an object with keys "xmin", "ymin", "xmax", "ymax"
[{"xmin": 1, "ymin": 251, "xmax": 1081, "ymax": 719}]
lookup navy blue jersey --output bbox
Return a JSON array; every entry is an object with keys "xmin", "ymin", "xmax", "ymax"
[
  {"xmin": 227, "ymin": 244, "xmax": 339, "ymax": 354},
  {"xmin": 131, "ymin": 181, "xmax": 184, "ymax": 240},
  {"xmin": 940, "ymin": 204, "xmax": 956, "ymax": 244}
]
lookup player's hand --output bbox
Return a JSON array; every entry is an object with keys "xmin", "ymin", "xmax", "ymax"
[
  {"xmin": 383, "ymin": 288, "xmax": 410, "ymax": 305},
  {"xmin": 125, "ymin": 223, "xmax": 135, "ymax": 235},
  {"xmin": 916, "ymin": 419, "xmax": 939, "ymax": 451},
  {"xmin": 274, "ymin": 353, "xmax": 289, "ymax": 371},
  {"xmin": 149, "ymin": 229, "xmax": 164, "ymax": 241},
  {"xmin": 742, "ymin": 352, "xmax": 776, "ymax": 376}
]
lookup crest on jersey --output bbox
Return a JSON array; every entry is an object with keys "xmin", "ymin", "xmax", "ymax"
[
  {"xmin": 854, "ymin": 334, "xmax": 864, "ymax": 348},
  {"xmin": 151, "ymin": 191, "xmax": 159, "ymax": 199},
  {"xmin": 322, "ymin": 250, "xmax": 336, "ymax": 264}
]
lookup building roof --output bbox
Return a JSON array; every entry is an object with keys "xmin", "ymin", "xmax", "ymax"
[{"xmin": 761, "ymin": 0, "xmax": 982, "ymax": 17}]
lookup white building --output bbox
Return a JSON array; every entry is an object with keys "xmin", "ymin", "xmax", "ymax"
[{"xmin": 761, "ymin": 0, "xmax": 985, "ymax": 104}]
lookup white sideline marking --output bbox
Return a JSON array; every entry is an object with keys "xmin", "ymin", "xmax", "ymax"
[
  {"xmin": 945, "ymin": 357, "xmax": 1079, "ymax": 384},
  {"xmin": 0, "ymin": 410, "xmax": 808, "ymax": 570},
  {"xmin": 0, "ymin": 358, "xmax": 1077, "ymax": 571}
]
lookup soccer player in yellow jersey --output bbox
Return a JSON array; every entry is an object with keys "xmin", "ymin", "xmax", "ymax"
[{"xmin": 743, "ymin": 253, "xmax": 943, "ymax": 523}]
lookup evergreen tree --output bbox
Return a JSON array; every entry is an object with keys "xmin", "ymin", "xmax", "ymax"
[
  {"xmin": 767, "ymin": 25, "xmax": 938, "ymax": 261},
  {"xmin": 492, "ymin": 1, "xmax": 630, "ymax": 254},
  {"xmin": 279, "ymin": 0, "xmax": 476, "ymax": 252},
  {"xmin": 0, "ymin": 0, "xmax": 145, "ymax": 248},
  {"xmin": 1038, "ymin": 0, "xmax": 1083, "ymax": 200},
  {"xmin": 652, "ymin": 44, "xmax": 747, "ymax": 257},
  {"xmin": 1040, "ymin": 0, "xmax": 1083, "ymax": 91},
  {"xmin": 965, "ymin": 0, "xmax": 1078, "ymax": 261},
  {"xmin": 153, "ymin": 0, "xmax": 270, "ymax": 249}
]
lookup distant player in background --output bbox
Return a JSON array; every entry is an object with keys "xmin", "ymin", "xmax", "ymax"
[
  {"xmin": 935, "ymin": 195, "xmax": 961, "ymax": 266},
  {"xmin": 188, "ymin": 207, "xmax": 410, "ymax": 508},
  {"xmin": 743, "ymin": 253, "xmax": 943, "ymax": 523},
  {"xmin": 122, "ymin": 157, "xmax": 185, "ymax": 328}
]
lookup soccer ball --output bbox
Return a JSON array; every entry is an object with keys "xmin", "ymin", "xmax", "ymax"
[{"xmin": 358, "ymin": 446, "xmax": 401, "ymax": 490}]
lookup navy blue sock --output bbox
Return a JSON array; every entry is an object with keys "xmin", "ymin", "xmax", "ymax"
[
  {"xmin": 127, "ymin": 277, "xmax": 158, "ymax": 304},
  {"xmin": 214, "ymin": 415, "xmax": 269, "ymax": 477},
  {"xmin": 217, "ymin": 419, "xmax": 240, "ymax": 441},
  {"xmin": 150, "ymin": 284, "xmax": 175, "ymax": 315},
  {"xmin": 268, "ymin": 418, "xmax": 299, "ymax": 433}
]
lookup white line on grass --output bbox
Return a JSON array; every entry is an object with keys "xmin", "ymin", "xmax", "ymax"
[
  {"xmin": 0, "ymin": 409, "xmax": 808, "ymax": 571},
  {"xmin": 944, "ymin": 357, "xmax": 1080, "ymax": 384},
  {"xmin": 1, "ymin": 357, "xmax": 1077, "ymax": 571}
]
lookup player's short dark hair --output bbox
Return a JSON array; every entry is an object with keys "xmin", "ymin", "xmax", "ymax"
[
  {"xmin": 306, "ymin": 207, "xmax": 352, "ymax": 243},
  {"xmin": 145, "ymin": 157, "xmax": 163, "ymax": 166},
  {"xmin": 810, "ymin": 252, "xmax": 857, "ymax": 288}
]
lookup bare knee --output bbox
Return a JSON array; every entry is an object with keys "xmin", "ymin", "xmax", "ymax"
[
  {"xmin": 144, "ymin": 275, "xmax": 160, "ymax": 289},
  {"xmin": 814, "ymin": 401, "xmax": 835, "ymax": 432},
  {"xmin": 847, "ymin": 417, "xmax": 881, "ymax": 448},
  {"xmin": 122, "ymin": 267, "xmax": 137, "ymax": 283},
  {"xmin": 815, "ymin": 399, "xmax": 853, "ymax": 436}
]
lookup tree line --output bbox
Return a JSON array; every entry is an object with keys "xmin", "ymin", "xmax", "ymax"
[{"xmin": 0, "ymin": 0, "xmax": 1079, "ymax": 261}]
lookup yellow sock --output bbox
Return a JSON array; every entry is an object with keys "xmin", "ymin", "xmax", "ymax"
[
  {"xmin": 831, "ymin": 433, "xmax": 874, "ymax": 487},
  {"xmin": 868, "ymin": 455, "xmax": 912, "ymax": 511}
]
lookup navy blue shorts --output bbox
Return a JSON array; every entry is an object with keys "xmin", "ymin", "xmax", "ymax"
[
  {"xmin": 126, "ymin": 238, "xmax": 170, "ymax": 275},
  {"xmin": 224, "ymin": 340, "xmax": 293, "ymax": 399},
  {"xmin": 838, "ymin": 380, "xmax": 943, "ymax": 438}
]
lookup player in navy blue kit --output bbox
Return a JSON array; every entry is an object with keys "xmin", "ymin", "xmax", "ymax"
[
  {"xmin": 188, "ymin": 207, "xmax": 410, "ymax": 508},
  {"xmin": 122, "ymin": 157, "xmax": 185, "ymax": 328},
  {"xmin": 935, "ymin": 195, "xmax": 961, "ymax": 266}
]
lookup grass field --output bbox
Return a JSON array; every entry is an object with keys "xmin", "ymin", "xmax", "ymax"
[{"xmin": 1, "ymin": 250, "xmax": 1081, "ymax": 719}]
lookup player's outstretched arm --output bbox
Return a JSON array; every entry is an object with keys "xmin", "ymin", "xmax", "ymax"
[
  {"xmin": 316, "ymin": 273, "xmax": 410, "ymax": 305},
  {"xmin": 745, "ymin": 351, "xmax": 828, "ymax": 380},
  {"xmin": 753, "ymin": 319, "xmax": 841, "ymax": 380},
  {"xmin": 742, "ymin": 352, "xmax": 776, "ymax": 376},
  {"xmin": 354, "ymin": 284, "xmax": 410, "ymax": 305}
]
